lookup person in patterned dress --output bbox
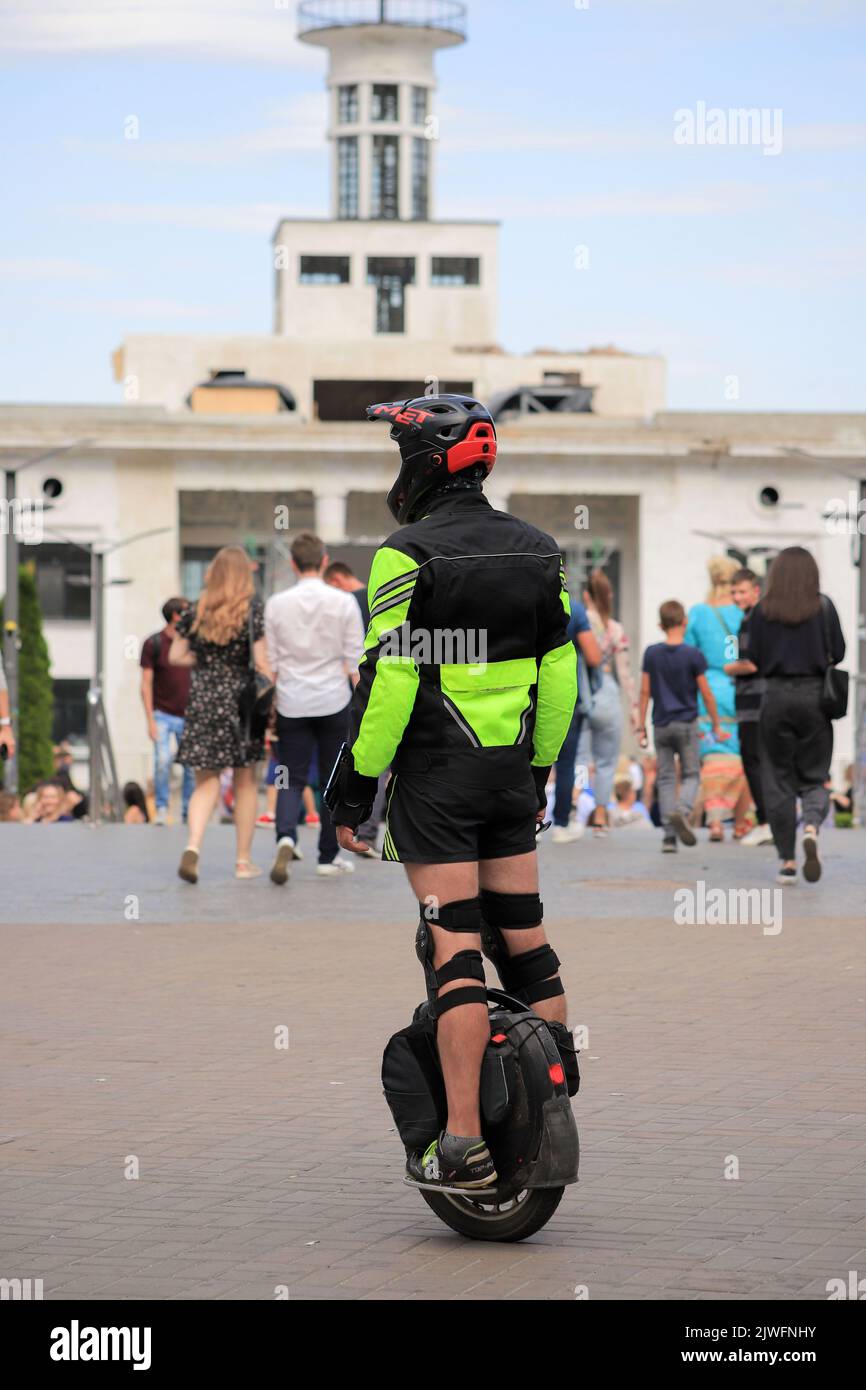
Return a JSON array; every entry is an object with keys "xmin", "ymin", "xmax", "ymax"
[{"xmin": 170, "ymin": 545, "xmax": 273, "ymax": 883}]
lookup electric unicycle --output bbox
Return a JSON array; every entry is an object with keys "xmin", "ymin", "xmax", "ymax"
[{"xmin": 382, "ymin": 988, "xmax": 579, "ymax": 1242}]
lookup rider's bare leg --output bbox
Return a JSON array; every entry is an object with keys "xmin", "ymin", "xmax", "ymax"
[
  {"xmin": 479, "ymin": 850, "xmax": 568, "ymax": 1025},
  {"xmin": 405, "ymin": 861, "xmax": 487, "ymax": 1138}
]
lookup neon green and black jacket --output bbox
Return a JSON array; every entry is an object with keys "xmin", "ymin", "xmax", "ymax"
[{"xmin": 347, "ymin": 490, "xmax": 576, "ymax": 782}]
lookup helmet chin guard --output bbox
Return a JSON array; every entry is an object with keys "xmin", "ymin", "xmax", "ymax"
[{"xmin": 366, "ymin": 394, "xmax": 497, "ymax": 524}]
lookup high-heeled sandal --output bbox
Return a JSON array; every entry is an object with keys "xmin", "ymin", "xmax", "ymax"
[{"xmin": 235, "ymin": 860, "xmax": 262, "ymax": 880}]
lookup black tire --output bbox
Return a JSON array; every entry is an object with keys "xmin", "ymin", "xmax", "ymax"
[{"xmin": 420, "ymin": 1185, "xmax": 565, "ymax": 1242}]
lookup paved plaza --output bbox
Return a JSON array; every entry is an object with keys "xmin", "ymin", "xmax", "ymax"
[{"xmin": 1, "ymin": 822, "xmax": 865, "ymax": 1301}]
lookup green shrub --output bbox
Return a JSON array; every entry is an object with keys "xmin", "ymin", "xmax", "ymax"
[{"xmin": 0, "ymin": 561, "xmax": 55, "ymax": 791}]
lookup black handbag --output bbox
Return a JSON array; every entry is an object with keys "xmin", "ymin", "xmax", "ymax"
[
  {"xmin": 237, "ymin": 602, "xmax": 274, "ymax": 743},
  {"xmin": 819, "ymin": 596, "xmax": 848, "ymax": 720}
]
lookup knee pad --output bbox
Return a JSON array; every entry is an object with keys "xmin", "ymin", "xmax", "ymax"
[
  {"xmin": 415, "ymin": 897, "xmax": 487, "ymax": 1016},
  {"xmin": 479, "ymin": 891, "xmax": 561, "ymax": 1004},
  {"xmin": 480, "ymin": 890, "xmax": 543, "ymax": 930},
  {"xmin": 501, "ymin": 944, "xmax": 564, "ymax": 1005},
  {"xmin": 479, "ymin": 889, "xmax": 543, "ymax": 982},
  {"xmin": 433, "ymin": 949, "xmax": 486, "ymax": 1019}
]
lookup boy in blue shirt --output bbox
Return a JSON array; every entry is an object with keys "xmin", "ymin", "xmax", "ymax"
[{"xmin": 638, "ymin": 600, "xmax": 729, "ymax": 851}]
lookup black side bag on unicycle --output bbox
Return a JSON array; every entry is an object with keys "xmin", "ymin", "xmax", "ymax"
[
  {"xmin": 381, "ymin": 1013, "xmax": 447, "ymax": 1152},
  {"xmin": 381, "ymin": 1002, "xmax": 519, "ymax": 1154}
]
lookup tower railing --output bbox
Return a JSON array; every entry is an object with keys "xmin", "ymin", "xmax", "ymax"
[{"xmin": 297, "ymin": 0, "xmax": 467, "ymax": 38}]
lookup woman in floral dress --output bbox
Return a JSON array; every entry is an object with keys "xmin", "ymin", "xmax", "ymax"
[{"xmin": 170, "ymin": 545, "xmax": 273, "ymax": 882}]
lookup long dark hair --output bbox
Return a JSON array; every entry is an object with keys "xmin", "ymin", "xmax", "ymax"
[
  {"xmin": 584, "ymin": 568, "xmax": 613, "ymax": 625},
  {"xmin": 760, "ymin": 546, "xmax": 821, "ymax": 625},
  {"xmin": 123, "ymin": 782, "xmax": 150, "ymax": 822}
]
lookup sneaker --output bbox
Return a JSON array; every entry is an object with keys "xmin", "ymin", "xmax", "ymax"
[
  {"xmin": 662, "ymin": 837, "xmax": 678, "ymax": 853},
  {"xmin": 802, "ymin": 830, "xmax": 822, "ymax": 883},
  {"xmin": 551, "ymin": 823, "xmax": 584, "ymax": 844},
  {"xmin": 256, "ymin": 812, "xmax": 275, "ymax": 828},
  {"xmin": 668, "ymin": 811, "xmax": 697, "ymax": 847},
  {"xmin": 305, "ymin": 812, "xmax": 321, "ymax": 826},
  {"xmin": 742, "ymin": 822, "xmax": 774, "ymax": 847},
  {"xmin": 406, "ymin": 1133, "xmax": 497, "ymax": 1190},
  {"xmin": 269, "ymin": 836, "xmax": 299, "ymax": 886},
  {"xmin": 154, "ymin": 809, "xmax": 167, "ymax": 826},
  {"xmin": 777, "ymin": 864, "xmax": 798, "ymax": 885},
  {"xmin": 316, "ymin": 855, "xmax": 356, "ymax": 876}
]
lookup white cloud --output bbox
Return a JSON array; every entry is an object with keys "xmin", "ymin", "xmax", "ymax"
[
  {"xmin": 62, "ymin": 93, "xmax": 328, "ymax": 164},
  {"xmin": 437, "ymin": 108, "xmax": 669, "ymax": 156},
  {"xmin": 58, "ymin": 296, "xmax": 223, "ymax": 318},
  {"xmin": 785, "ymin": 122, "xmax": 866, "ymax": 151},
  {"xmin": 0, "ymin": 258, "xmax": 108, "ymax": 279},
  {"xmin": 0, "ymin": 0, "xmax": 321, "ymax": 66},
  {"xmin": 59, "ymin": 201, "xmax": 319, "ymax": 232},
  {"xmin": 441, "ymin": 183, "xmax": 772, "ymax": 220}
]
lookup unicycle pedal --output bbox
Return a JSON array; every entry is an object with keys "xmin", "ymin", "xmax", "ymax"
[{"xmin": 402, "ymin": 1175, "xmax": 500, "ymax": 1199}]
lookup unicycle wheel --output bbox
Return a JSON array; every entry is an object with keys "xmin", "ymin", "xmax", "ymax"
[{"xmin": 419, "ymin": 1185, "xmax": 565, "ymax": 1242}]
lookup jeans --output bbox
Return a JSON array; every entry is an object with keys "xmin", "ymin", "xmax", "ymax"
[
  {"xmin": 553, "ymin": 708, "xmax": 584, "ymax": 827},
  {"xmin": 759, "ymin": 678, "xmax": 831, "ymax": 861},
  {"xmin": 585, "ymin": 671, "xmax": 623, "ymax": 810},
  {"xmin": 654, "ymin": 720, "xmax": 701, "ymax": 832},
  {"xmin": 274, "ymin": 704, "xmax": 350, "ymax": 865},
  {"xmin": 154, "ymin": 710, "xmax": 194, "ymax": 816}
]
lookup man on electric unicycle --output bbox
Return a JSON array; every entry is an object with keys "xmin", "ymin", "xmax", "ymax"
[{"xmin": 326, "ymin": 394, "xmax": 577, "ymax": 1192}]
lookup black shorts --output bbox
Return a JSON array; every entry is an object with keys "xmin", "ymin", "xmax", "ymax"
[{"xmin": 382, "ymin": 764, "xmax": 538, "ymax": 865}]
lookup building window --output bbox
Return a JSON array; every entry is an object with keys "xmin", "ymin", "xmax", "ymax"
[
  {"xmin": 367, "ymin": 257, "xmax": 415, "ymax": 334},
  {"xmin": 371, "ymin": 84, "xmax": 399, "ymax": 122},
  {"xmin": 33, "ymin": 543, "xmax": 91, "ymax": 620},
  {"xmin": 337, "ymin": 84, "xmax": 358, "ymax": 123},
  {"xmin": 371, "ymin": 135, "xmax": 399, "ymax": 219},
  {"xmin": 411, "ymin": 137, "xmax": 429, "ymax": 220},
  {"xmin": 430, "ymin": 256, "xmax": 481, "ymax": 286},
  {"xmin": 337, "ymin": 136, "xmax": 359, "ymax": 219},
  {"xmin": 52, "ymin": 678, "xmax": 89, "ymax": 742},
  {"xmin": 299, "ymin": 255, "xmax": 350, "ymax": 285},
  {"xmin": 411, "ymin": 86, "xmax": 428, "ymax": 125}
]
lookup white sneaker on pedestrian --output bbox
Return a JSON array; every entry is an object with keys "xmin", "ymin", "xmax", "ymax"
[
  {"xmin": 316, "ymin": 855, "xmax": 356, "ymax": 876},
  {"xmin": 551, "ymin": 823, "xmax": 584, "ymax": 844},
  {"xmin": 154, "ymin": 809, "xmax": 167, "ymax": 826},
  {"xmin": 742, "ymin": 822, "xmax": 774, "ymax": 847},
  {"xmin": 270, "ymin": 836, "xmax": 300, "ymax": 886}
]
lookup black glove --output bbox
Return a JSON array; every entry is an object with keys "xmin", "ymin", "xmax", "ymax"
[
  {"xmin": 531, "ymin": 763, "xmax": 551, "ymax": 815},
  {"xmin": 323, "ymin": 743, "xmax": 379, "ymax": 829}
]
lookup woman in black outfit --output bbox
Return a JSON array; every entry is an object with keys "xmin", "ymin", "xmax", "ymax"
[{"xmin": 747, "ymin": 547, "xmax": 845, "ymax": 885}]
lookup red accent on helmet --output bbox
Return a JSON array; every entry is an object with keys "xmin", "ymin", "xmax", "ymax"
[
  {"xmin": 549, "ymin": 1063, "xmax": 565, "ymax": 1086},
  {"xmin": 446, "ymin": 421, "xmax": 497, "ymax": 475},
  {"xmin": 490, "ymin": 1032, "xmax": 507, "ymax": 1044}
]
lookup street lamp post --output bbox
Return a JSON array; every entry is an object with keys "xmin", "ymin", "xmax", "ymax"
[{"xmin": 85, "ymin": 530, "xmax": 172, "ymax": 825}]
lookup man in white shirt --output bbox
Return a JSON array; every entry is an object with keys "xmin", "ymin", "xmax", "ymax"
[{"xmin": 265, "ymin": 532, "xmax": 365, "ymax": 882}]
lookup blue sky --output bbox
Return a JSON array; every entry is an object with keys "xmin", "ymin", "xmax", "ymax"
[{"xmin": 1, "ymin": 0, "xmax": 864, "ymax": 410}]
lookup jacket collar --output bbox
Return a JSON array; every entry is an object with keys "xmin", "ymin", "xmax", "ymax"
[{"xmin": 419, "ymin": 489, "xmax": 492, "ymax": 520}]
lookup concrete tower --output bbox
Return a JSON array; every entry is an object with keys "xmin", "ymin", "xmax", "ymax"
[
  {"xmin": 297, "ymin": 0, "xmax": 467, "ymax": 223},
  {"xmin": 273, "ymin": 0, "xmax": 499, "ymax": 376}
]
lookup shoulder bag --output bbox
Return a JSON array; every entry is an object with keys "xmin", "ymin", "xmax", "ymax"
[
  {"xmin": 238, "ymin": 602, "xmax": 275, "ymax": 743},
  {"xmin": 819, "ymin": 596, "xmax": 848, "ymax": 720}
]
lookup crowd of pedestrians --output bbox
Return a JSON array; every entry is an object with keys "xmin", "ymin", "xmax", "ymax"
[
  {"xmin": 0, "ymin": 536, "xmax": 852, "ymax": 891},
  {"xmin": 548, "ymin": 546, "xmax": 848, "ymax": 886}
]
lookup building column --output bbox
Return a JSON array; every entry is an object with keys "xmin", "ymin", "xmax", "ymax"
[
  {"xmin": 358, "ymin": 83, "xmax": 372, "ymax": 219},
  {"xmin": 399, "ymin": 129, "xmax": 413, "ymax": 222},
  {"xmin": 486, "ymin": 488, "xmax": 510, "ymax": 514},
  {"xmin": 315, "ymin": 491, "xmax": 348, "ymax": 544}
]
